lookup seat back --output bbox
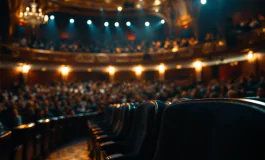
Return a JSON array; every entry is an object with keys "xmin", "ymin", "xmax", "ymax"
[
  {"xmin": 0, "ymin": 131, "xmax": 12, "ymax": 160},
  {"xmin": 153, "ymin": 99, "xmax": 265, "ymax": 160},
  {"xmin": 245, "ymin": 97, "xmax": 265, "ymax": 102},
  {"xmin": 126, "ymin": 100, "xmax": 166, "ymax": 160},
  {"xmin": 115, "ymin": 103, "xmax": 136, "ymax": 139}
]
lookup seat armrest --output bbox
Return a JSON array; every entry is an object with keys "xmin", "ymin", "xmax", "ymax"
[
  {"xmin": 99, "ymin": 141, "xmax": 125, "ymax": 155},
  {"xmin": 106, "ymin": 153, "xmax": 124, "ymax": 160},
  {"xmin": 93, "ymin": 130, "xmax": 105, "ymax": 135},
  {"xmin": 92, "ymin": 127, "xmax": 102, "ymax": 131},
  {"xmin": 96, "ymin": 134, "xmax": 109, "ymax": 140}
]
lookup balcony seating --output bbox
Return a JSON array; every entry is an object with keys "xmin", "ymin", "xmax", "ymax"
[
  {"xmin": 153, "ymin": 99, "xmax": 265, "ymax": 160},
  {"xmin": 0, "ymin": 131, "xmax": 12, "ymax": 160},
  {"xmin": 99, "ymin": 100, "xmax": 166, "ymax": 160}
]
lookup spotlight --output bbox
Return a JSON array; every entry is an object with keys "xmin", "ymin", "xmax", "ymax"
[
  {"xmin": 114, "ymin": 22, "xmax": 119, "ymax": 27},
  {"xmin": 104, "ymin": 22, "xmax": 109, "ymax": 27},
  {"xmin": 69, "ymin": 18, "xmax": 74, "ymax": 23},
  {"xmin": 201, "ymin": 0, "xmax": 206, "ymax": 5},
  {"xmin": 126, "ymin": 21, "xmax": 131, "ymax": 26},
  {"xmin": 117, "ymin": 6, "xmax": 123, "ymax": 11},
  {"xmin": 145, "ymin": 21, "xmax": 150, "ymax": 27},
  {"xmin": 161, "ymin": 19, "xmax": 165, "ymax": 24},
  {"xmin": 50, "ymin": 15, "xmax": 55, "ymax": 20},
  {"xmin": 87, "ymin": 20, "xmax": 92, "ymax": 25}
]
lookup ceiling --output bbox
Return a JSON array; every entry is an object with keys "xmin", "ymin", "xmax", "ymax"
[{"xmin": 48, "ymin": 0, "xmax": 168, "ymax": 11}]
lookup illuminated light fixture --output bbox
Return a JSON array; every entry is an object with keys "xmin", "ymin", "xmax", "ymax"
[
  {"xmin": 19, "ymin": 0, "xmax": 48, "ymax": 27},
  {"xmin": 155, "ymin": 9, "xmax": 159, "ymax": 12},
  {"xmin": 193, "ymin": 61, "xmax": 202, "ymax": 70},
  {"xmin": 247, "ymin": 51, "xmax": 256, "ymax": 61},
  {"xmin": 172, "ymin": 47, "xmax": 178, "ymax": 52},
  {"xmin": 87, "ymin": 20, "xmax": 92, "ymax": 25},
  {"xmin": 158, "ymin": 63, "xmax": 165, "ymax": 73},
  {"xmin": 136, "ymin": 3, "xmax": 141, "ymax": 8},
  {"xmin": 161, "ymin": 19, "xmax": 165, "ymax": 24},
  {"xmin": 134, "ymin": 66, "xmax": 143, "ymax": 76},
  {"xmin": 114, "ymin": 22, "xmax": 119, "ymax": 27},
  {"xmin": 201, "ymin": 0, "xmax": 207, "ymax": 5},
  {"xmin": 22, "ymin": 64, "xmax": 31, "ymax": 73},
  {"xmin": 145, "ymin": 21, "xmax": 150, "ymax": 27},
  {"xmin": 126, "ymin": 21, "xmax": 131, "ymax": 26},
  {"xmin": 50, "ymin": 15, "xmax": 55, "ymax": 20},
  {"xmin": 69, "ymin": 18, "xmax": 74, "ymax": 23},
  {"xmin": 117, "ymin": 6, "xmax": 123, "ymax": 11},
  {"xmin": 104, "ymin": 22, "xmax": 109, "ymax": 27},
  {"xmin": 41, "ymin": 68, "xmax": 47, "ymax": 71},
  {"xmin": 87, "ymin": 68, "xmax": 92, "ymax": 72},
  {"xmin": 154, "ymin": 0, "xmax": 161, "ymax": 5},
  {"xmin": 176, "ymin": 65, "xmax": 182, "ymax": 69},
  {"xmin": 108, "ymin": 66, "xmax": 115, "ymax": 75},
  {"xmin": 60, "ymin": 66, "xmax": 70, "ymax": 76}
]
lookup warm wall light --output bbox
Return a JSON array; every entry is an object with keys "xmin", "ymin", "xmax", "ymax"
[
  {"xmin": 22, "ymin": 64, "xmax": 31, "ymax": 73},
  {"xmin": 176, "ymin": 65, "xmax": 182, "ymax": 69},
  {"xmin": 108, "ymin": 66, "xmax": 115, "ymax": 75},
  {"xmin": 158, "ymin": 63, "xmax": 165, "ymax": 73},
  {"xmin": 117, "ymin": 6, "xmax": 123, "ymax": 11},
  {"xmin": 41, "ymin": 68, "xmax": 47, "ymax": 71},
  {"xmin": 193, "ymin": 61, "xmax": 202, "ymax": 70},
  {"xmin": 247, "ymin": 51, "xmax": 254, "ymax": 60},
  {"xmin": 134, "ymin": 66, "xmax": 143, "ymax": 76},
  {"xmin": 88, "ymin": 68, "xmax": 92, "ymax": 72},
  {"xmin": 60, "ymin": 66, "xmax": 70, "ymax": 76}
]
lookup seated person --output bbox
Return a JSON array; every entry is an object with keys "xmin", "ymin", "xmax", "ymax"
[{"xmin": 189, "ymin": 37, "xmax": 199, "ymax": 46}]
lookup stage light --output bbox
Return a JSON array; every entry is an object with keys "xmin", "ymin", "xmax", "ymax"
[
  {"xmin": 114, "ymin": 22, "xmax": 119, "ymax": 27},
  {"xmin": 104, "ymin": 22, "xmax": 109, "ymax": 27},
  {"xmin": 87, "ymin": 20, "xmax": 92, "ymax": 25},
  {"xmin": 69, "ymin": 18, "xmax": 74, "ymax": 23},
  {"xmin": 201, "ymin": 0, "xmax": 207, "ymax": 5},
  {"xmin": 22, "ymin": 64, "xmax": 31, "ymax": 73},
  {"xmin": 158, "ymin": 63, "xmax": 165, "ymax": 73},
  {"xmin": 108, "ymin": 66, "xmax": 115, "ymax": 75},
  {"xmin": 60, "ymin": 66, "xmax": 70, "ymax": 76},
  {"xmin": 161, "ymin": 19, "xmax": 165, "ymax": 24},
  {"xmin": 50, "ymin": 15, "xmax": 55, "ymax": 20},
  {"xmin": 117, "ymin": 6, "xmax": 123, "ymax": 11},
  {"xmin": 134, "ymin": 66, "xmax": 143, "ymax": 76},
  {"xmin": 193, "ymin": 61, "xmax": 202, "ymax": 70},
  {"xmin": 145, "ymin": 21, "xmax": 150, "ymax": 27},
  {"xmin": 126, "ymin": 21, "xmax": 131, "ymax": 26}
]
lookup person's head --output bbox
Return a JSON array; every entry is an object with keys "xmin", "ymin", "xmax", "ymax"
[
  {"xmin": 257, "ymin": 87, "xmax": 265, "ymax": 98},
  {"xmin": 227, "ymin": 90, "xmax": 239, "ymax": 98}
]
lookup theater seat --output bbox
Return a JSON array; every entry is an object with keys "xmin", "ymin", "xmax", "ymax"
[
  {"xmin": 99, "ymin": 100, "xmax": 166, "ymax": 160},
  {"xmin": 0, "ymin": 131, "xmax": 12, "ymax": 160},
  {"xmin": 153, "ymin": 99, "xmax": 265, "ymax": 160},
  {"xmin": 245, "ymin": 97, "xmax": 265, "ymax": 102}
]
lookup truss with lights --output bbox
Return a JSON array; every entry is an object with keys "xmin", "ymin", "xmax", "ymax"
[{"xmin": 19, "ymin": 0, "xmax": 49, "ymax": 27}]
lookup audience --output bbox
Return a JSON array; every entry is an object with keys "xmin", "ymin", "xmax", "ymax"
[{"xmin": 0, "ymin": 75, "xmax": 264, "ymax": 130}]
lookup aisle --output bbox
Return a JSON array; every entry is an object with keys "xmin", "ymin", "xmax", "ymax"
[{"xmin": 46, "ymin": 140, "xmax": 91, "ymax": 160}]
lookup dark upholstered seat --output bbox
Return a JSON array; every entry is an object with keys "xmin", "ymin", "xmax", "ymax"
[
  {"xmin": 153, "ymin": 99, "xmax": 265, "ymax": 160},
  {"xmin": 100, "ymin": 100, "xmax": 167, "ymax": 160},
  {"xmin": 0, "ymin": 131, "xmax": 12, "ymax": 160}
]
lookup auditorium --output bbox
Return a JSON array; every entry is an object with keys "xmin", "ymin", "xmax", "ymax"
[{"xmin": 0, "ymin": 0, "xmax": 265, "ymax": 159}]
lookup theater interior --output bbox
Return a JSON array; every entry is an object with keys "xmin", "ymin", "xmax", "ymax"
[{"xmin": 0, "ymin": 0, "xmax": 265, "ymax": 160}]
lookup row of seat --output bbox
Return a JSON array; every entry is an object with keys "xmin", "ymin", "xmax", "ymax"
[
  {"xmin": 0, "ymin": 112, "xmax": 100, "ymax": 160},
  {"xmin": 88, "ymin": 99, "xmax": 265, "ymax": 160}
]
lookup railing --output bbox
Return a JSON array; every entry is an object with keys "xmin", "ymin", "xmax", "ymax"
[{"xmin": 0, "ymin": 28, "xmax": 264, "ymax": 65}]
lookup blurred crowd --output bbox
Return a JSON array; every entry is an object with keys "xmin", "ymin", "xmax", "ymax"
[{"xmin": 0, "ymin": 76, "xmax": 264, "ymax": 130}]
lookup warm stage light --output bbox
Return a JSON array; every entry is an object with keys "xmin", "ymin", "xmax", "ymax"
[
  {"xmin": 193, "ymin": 61, "xmax": 202, "ymax": 70},
  {"xmin": 201, "ymin": 0, "xmax": 207, "ymax": 5},
  {"xmin": 108, "ymin": 66, "xmax": 115, "ymax": 75},
  {"xmin": 87, "ymin": 20, "xmax": 92, "ymax": 25},
  {"xmin": 50, "ymin": 15, "xmax": 55, "ymax": 20},
  {"xmin": 60, "ymin": 66, "xmax": 70, "ymax": 76},
  {"xmin": 126, "ymin": 21, "xmax": 131, "ymax": 26},
  {"xmin": 104, "ymin": 22, "xmax": 109, "ymax": 27},
  {"xmin": 145, "ymin": 21, "xmax": 150, "ymax": 27},
  {"xmin": 115, "ymin": 22, "xmax": 119, "ymax": 27},
  {"xmin": 69, "ymin": 18, "xmax": 74, "ymax": 23},
  {"xmin": 161, "ymin": 19, "xmax": 165, "ymax": 24},
  {"xmin": 117, "ymin": 6, "xmax": 123, "ymax": 11},
  {"xmin": 158, "ymin": 63, "xmax": 165, "ymax": 73},
  {"xmin": 154, "ymin": 0, "xmax": 161, "ymax": 5},
  {"xmin": 134, "ymin": 66, "xmax": 143, "ymax": 76},
  {"xmin": 22, "ymin": 64, "xmax": 31, "ymax": 73}
]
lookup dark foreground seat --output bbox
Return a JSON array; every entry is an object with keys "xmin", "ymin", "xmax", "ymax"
[
  {"xmin": 99, "ymin": 100, "xmax": 166, "ymax": 160},
  {"xmin": 0, "ymin": 131, "xmax": 12, "ymax": 160},
  {"xmin": 153, "ymin": 99, "xmax": 265, "ymax": 160}
]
